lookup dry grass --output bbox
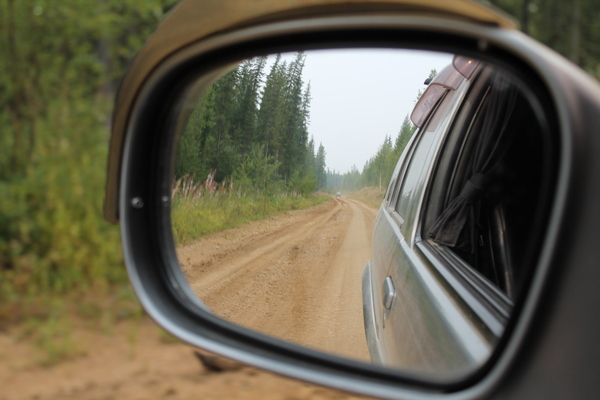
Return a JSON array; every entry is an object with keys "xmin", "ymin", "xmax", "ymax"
[{"xmin": 348, "ymin": 187, "xmax": 385, "ymax": 209}]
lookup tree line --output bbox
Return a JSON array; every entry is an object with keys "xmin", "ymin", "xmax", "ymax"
[
  {"xmin": 324, "ymin": 65, "xmax": 429, "ymax": 195},
  {"xmin": 324, "ymin": 115, "xmax": 417, "ymax": 194},
  {"xmin": 175, "ymin": 53, "xmax": 328, "ymax": 195}
]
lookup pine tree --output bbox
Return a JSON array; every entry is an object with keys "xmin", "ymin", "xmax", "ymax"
[
  {"xmin": 257, "ymin": 54, "xmax": 287, "ymax": 160},
  {"xmin": 315, "ymin": 143, "xmax": 327, "ymax": 190},
  {"xmin": 231, "ymin": 57, "xmax": 267, "ymax": 154},
  {"xmin": 395, "ymin": 115, "xmax": 416, "ymax": 155}
]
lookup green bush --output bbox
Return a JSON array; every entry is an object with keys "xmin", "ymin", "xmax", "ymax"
[
  {"xmin": 0, "ymin": 0, "xmax": 178, "ymax": 326},
  {"xmin": 0, "ymin": 98, "xmax": 125, "ymax": 322}
]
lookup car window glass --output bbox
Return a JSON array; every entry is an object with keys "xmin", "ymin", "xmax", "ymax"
[
  {"xmin": 422, "ymin": 72, "xmax": 491, "ymax": 233},
  {"xmin": 386, "ymin": 127, "xmax": 419, "ymax": 210},
  {"xmin": 384, "ymin": 152, "xmax": 404, "ymax": 202},
  {"xmin": 395, "ymin": 90, "xmax": 455, "ymax": 219}
]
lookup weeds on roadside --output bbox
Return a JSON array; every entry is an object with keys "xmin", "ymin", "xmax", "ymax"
[
  {"xmin": 171, "ymin": 174, "xmax": 330, "ymax": 245},
  {"xmin": 0, "ymin": 97, "xmax": 125, "ymax": 324},
  {"xmin": 0, "ymin": 0, "xmax": 180, "ymax": 367},
  {"xmin": 348, "ymin": 187, "xmax": 386, "ymax": 209},
  {"xmin": 9, "ymin": 286, "xmax": 146, "ymax": 365},
  {"xmin": 17, "ymin": 304, "xmax": 84, "ymax": 367}
]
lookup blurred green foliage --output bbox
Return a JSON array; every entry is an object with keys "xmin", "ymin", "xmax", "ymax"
[
  {"xmin": 0, "ymin": 0, "xmax": 178, "ymax": 324},
  {"xmin": 486, "ymin": 0, "xmax": 600, "ymax": 79}
]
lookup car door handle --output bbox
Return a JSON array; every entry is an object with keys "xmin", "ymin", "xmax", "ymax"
[{"xmin": 383, "ymin": 276, "xmax": 396, "ymax": 310}]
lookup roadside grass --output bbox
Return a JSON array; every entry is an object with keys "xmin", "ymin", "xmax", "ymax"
[
  {"xmin": 172, "ymin": 191, "xmax": 330, "ymax": 245},
  {"xmin": 19, "ymin": 311, "xmax": 85, "ymax": 367},
  {"xmin": 8, "ymin": 286, "xmax": 147, "ymax": 366},
  {"xmin": 0, "ymin": 96, "xmax": 126, "ymax": 323},
  {"xmin": 348, "ymin": 186, "xmax": 386, "ymax": 209}
]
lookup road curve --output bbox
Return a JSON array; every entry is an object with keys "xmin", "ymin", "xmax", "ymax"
[{"xmin": 176, "ymin": 197, "xmax": 378, "ymax": 363}]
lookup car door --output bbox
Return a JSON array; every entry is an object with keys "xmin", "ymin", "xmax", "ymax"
[{"xmin": 374, "ymin": 66, "xmax": 483, "ymax": 376}]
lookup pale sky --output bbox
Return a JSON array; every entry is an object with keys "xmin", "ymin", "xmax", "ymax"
[{"xmin": 273, "ymin": 49, "xmax": 454, "ymax": 173}]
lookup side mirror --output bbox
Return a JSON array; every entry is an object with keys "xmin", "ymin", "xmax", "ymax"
[{"xmin": 105, "ymin": 1, "xmax": 600, "ymax": 399}]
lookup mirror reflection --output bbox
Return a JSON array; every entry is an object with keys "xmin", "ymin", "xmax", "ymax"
[{"xmin": 171, "ymin": 49, "xmax": 554, "ymax": 379}]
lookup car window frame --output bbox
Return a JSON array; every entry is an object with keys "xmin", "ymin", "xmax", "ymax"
[
  {"xmin": 385, "ymin": 89, "xmax": 453, "ymax": 229},
  {"xmin": 399, "ymin": 79, "xmax": 470, "ymax": 242}
]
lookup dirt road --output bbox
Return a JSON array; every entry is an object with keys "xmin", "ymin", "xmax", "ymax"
[
  {"xmin": 1, "ymin": 319, "xmax": 378, "ymax": 400},
  {"xmin": 2, "ymin": 197, "xmax": 381, "ymax": 400},
  {"xmin": 177, "ymin": 197, "xmax": 378, "ymax": 362}
]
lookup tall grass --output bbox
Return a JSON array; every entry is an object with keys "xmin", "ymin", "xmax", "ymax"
[{"xmin": 171, "ymin": 174, "xmax": 330, "ymax": 245}]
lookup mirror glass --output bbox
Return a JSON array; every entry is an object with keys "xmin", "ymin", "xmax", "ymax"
[{"xmin": 170, "ymin": 49, "xmax": 555, "ymax": 380}]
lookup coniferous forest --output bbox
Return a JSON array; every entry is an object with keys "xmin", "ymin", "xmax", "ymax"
[
  {"xmin": 174, "ymin": 52, "xmax": 420, "ymax": 200},
  {"xmin": 175, "ymin": 53, "xmax": 326, "ymax": 196}
]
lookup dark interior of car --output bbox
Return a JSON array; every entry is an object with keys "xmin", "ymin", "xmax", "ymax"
[{"xmin": 426, "ymin": 68, "xmax": 555, "ymax": 299}]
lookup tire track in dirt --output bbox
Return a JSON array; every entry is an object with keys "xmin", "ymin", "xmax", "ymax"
[
  {"xmin": 176, "ymin": 197, "xmax": 377, "ymax": 363},
  {"xmin": 187, "ymin": 198, "xmax": 344, "ymax": 300}
]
